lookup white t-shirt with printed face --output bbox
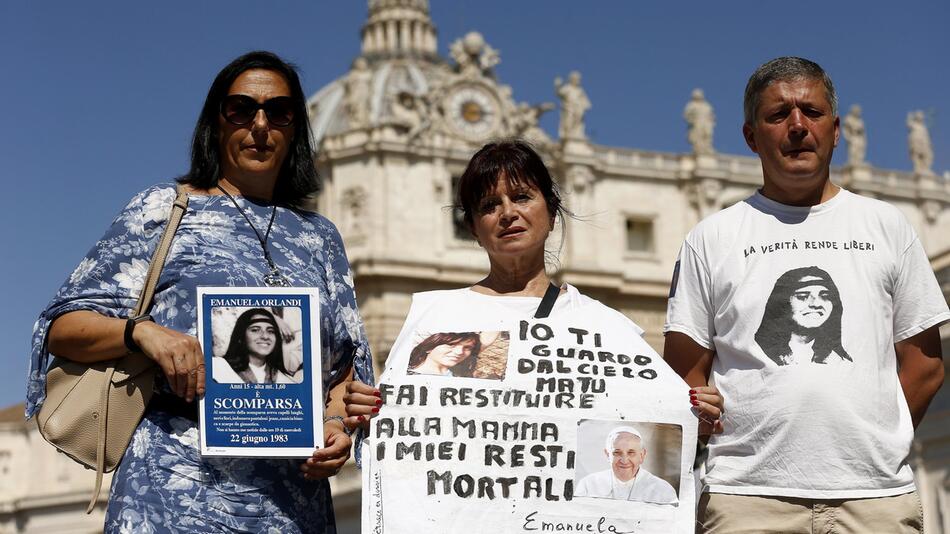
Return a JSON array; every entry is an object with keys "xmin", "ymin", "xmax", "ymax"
[{"xmin": 665, "ymin": 188, "xmax": 950, "ymax": 499}]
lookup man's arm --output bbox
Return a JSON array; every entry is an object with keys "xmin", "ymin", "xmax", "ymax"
[
  {"xmin": 664, "ymin": 331, "xmax": 715, "ymax": 387},
  {"xmin": 664, "ymin": 331, "xmax": 722, "ymax": 436},
  {"xmin": 896, "ymin": 325, "xmax": 945, "ymax": 429}
]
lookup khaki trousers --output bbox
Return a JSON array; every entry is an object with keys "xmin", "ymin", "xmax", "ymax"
[{"xmin": 697, "ymin": 491, "xmax": 923, "ymax": 534}]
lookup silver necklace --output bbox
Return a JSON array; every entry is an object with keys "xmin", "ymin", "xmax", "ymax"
[{"xmin": 217, "ymin": 186, "xmax": 292, "ymax": 287}]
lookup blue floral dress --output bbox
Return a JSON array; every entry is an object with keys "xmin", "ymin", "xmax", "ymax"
[{"xmin": 28, "ymin": 184, "xmax": 374, "ymax": 533}]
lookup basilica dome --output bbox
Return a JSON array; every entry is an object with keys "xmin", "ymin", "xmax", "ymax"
[
  {"xmin": 307, "ymin": 59, "xmax": 444, "ymax": 145},
  {"xmin": 307, "ymin": 0, "xmax": 553, "ymax": 149},
  {"xmin": 307, "ymin": 0, "xmax": 446, "ymax": 146}
]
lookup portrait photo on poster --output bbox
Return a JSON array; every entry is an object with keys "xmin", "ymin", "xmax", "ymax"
[
  {"xmin": 755, "ymin": 266, "xmax": 852, "ymax": 366},
  {"xmin": 406, "ymin": 330, "xmax": 510, "ymax": 379},
  {"xmin": 210, "ymin": 306, "xmax": 305, "ymax": 384},
  {"xmin": 574, "ymin": 419, "xmax": 682, "ymax": 505}
]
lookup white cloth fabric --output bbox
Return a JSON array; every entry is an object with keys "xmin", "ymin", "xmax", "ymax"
[
  {"xmin": 665, "ymin": 188, "xmax": 950, "ymax": 499},
  {"xmin": 471, "ymin": 291, "xmax": 572, "ymax": 317},
  {"xmin": 378, "ymin": 284, "xmax": 636, "ymax": 379},
  {"xmin": 575, "ymin": 468, "xmax": 678, "ymax": 504}
]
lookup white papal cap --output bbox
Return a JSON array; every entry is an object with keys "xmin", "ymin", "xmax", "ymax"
[{"xmin": 604, "ymin": 426, "xmax": 642, "ymax": 452}]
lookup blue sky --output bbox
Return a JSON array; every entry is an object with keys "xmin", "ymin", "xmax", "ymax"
[{"xmin": 1, "ymin": 1, "xmax": 947, "ymax": 409}]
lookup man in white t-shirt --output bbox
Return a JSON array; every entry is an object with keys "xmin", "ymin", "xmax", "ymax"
[
  {"xmin": 575, "ymin": 426, "xmax": 678, "ymax": 504},
  {"xmin": 664, "ymin": 56, "xmax": 948, "ymax": 533}
]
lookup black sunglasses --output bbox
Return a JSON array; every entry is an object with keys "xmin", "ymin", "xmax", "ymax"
[{"xmin": 220, "ymin": 95, "xmax": 295, "ymax": 127}]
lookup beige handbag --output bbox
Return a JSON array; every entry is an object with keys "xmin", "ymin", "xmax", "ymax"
[{"xmin": 36, "ymin": 185, "xmax": 189, "ymax": 513}]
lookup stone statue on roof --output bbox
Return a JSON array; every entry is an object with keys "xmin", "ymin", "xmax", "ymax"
[
  {"xmin": 843, "ymin": 104, "xmax": 866, "ymax": 166},
  {"xmin": 449, "ymin": 32, "xmax": 499, "ymax": 78},
  {"xmin": 907, "ymin": 110, "xmax": 934, "ymax": 175},
  {"xmin": 555, "ymin": 71, "xmax": 591, "ymax": 140},
  {"xmin": 390, "ymin": 91, "xmax": 432, "ymax": 143},
  {"xmin": 683, "ymin": 88, "xmax": 715, "ymax": 155},
  {"xmin": 511, "ymin": 102, "xmax": 555, "ymax": 145},
  {"xmin": 344, "ymin": 57, "xmax": 373, "ymax": 129}
]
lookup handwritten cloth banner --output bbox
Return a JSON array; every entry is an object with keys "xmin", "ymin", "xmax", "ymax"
[{"xmin": 362, "ymin": 286, "xmax": 697, "ymax": 533}]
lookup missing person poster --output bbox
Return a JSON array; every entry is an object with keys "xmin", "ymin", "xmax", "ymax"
[
  {"xmin": 362, "ymin": 289, "xmax": 697, "ymax": 534},
  {"xmin": 197, "ymin": 286, "xmax": 323, "ymax": 457}
]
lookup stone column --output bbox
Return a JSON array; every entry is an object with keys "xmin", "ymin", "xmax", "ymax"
[
  {"xmin": 413, "ymin": 21, "xmax": 423, "ymax": 51},
  {"xmin": 375, "ymin": 24, "xmax": 385, "ymax": 53},
  {"xmin": 387, "ymin": 20, "xmax": 397, "ymax": 50}
]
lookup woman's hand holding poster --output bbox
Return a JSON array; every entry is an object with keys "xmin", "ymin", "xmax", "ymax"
[{"xmin": 362, "ymin": 289, "xmax": 697, "ymax": 533}]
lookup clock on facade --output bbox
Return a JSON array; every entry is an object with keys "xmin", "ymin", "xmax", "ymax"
[{"xmin": 445, "ymin": 84, "xmax": 501, "ymax": 140}]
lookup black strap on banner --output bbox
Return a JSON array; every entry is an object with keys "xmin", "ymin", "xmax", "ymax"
[{"xmin": 534, "ymin": 283, "xmax": 561, "ymax": 319}]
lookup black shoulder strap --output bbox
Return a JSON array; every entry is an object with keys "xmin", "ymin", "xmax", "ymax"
[{"xmin": 534, "ymin": 283, "xmax": 561, "ymax": 319}]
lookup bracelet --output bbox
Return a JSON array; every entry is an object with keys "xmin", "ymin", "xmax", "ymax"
[
  {"xmin": 124, "ymin": 314, "xmax": 153, "ymax": 353},
  {"xmin": 324, "ymin": 415, "xmax": 353, "ymax": 436}
]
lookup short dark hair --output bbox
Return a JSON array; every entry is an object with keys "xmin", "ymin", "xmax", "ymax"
[
  {"xmin": 223, "ymin": 308, "xmax": 291, "ymax": 379},
  {"xmin": 455, "ymin": 139, "xmax": 566, "ymax": 231},
  {"xmin": 177, "ymin": 50, "xmax": 319, "ymax": 206},
  {"xmin": 743, "ymin": 57, "xmax": 838, "ymax": 124},
  {"xmin": 408, "ymin": 332, "xmax": 482, "ymax": 376}
]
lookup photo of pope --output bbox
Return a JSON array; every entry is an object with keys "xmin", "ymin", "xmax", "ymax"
[{"xmin": 574, "ymin": 425, "xmax": 678, "ymax": 504}]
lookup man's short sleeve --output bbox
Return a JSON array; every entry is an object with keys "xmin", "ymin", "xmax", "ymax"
[
  {"xmin": 664, "ymin": 240, "xmax": 715, "ymax": 349},
  {"xmin": 892, "ymin": 236, "xmax": 950, "ymax": 342}
]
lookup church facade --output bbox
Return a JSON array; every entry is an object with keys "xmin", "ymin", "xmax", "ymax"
[
  {"xmin": 308, "ymin": 1, "xmax": 949, "ymax": 365},
  {"xmin": 1, "ymin": 1, "xmax": 947, "ymax": 532}
]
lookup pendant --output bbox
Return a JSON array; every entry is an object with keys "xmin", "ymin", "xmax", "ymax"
[{"xmin": 264, "ymin": 266, "xmax": 292, "ymax": 287}]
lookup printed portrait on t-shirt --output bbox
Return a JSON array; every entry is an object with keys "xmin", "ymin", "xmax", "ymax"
[
  {"xmin": 755, "ymin": 266, "xmax": 853, "ymax": 366},
  {"xmin": 406, "ymin": 330, "xmax": 510, "ymax": 379}
]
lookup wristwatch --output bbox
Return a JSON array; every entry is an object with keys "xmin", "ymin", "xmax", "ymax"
[{"xmin": 124, "ymin": 314, "xmax": 153, "ymax": 353}]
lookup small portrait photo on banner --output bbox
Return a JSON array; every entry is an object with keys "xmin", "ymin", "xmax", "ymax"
[
  {"xmin": 406, "ymin": 330, "xmax": 510, "ymax": 379},
  {"xmin": 573, "ymin": 419, "xmax": 682, "ymax": 505},
  {"xmin": 210, "ymin": 306, "xmax": 305, "ymax": 385}
]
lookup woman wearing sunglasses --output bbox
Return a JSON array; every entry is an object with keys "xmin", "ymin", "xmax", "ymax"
[{"xmin": 28, "ymin": 51, "xmax": 371, "ymax": 533}]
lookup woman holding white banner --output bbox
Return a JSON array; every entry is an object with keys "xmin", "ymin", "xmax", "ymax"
[
  {"xmin": 345, "ymin": 140, "xmax": 723, "ymax": 532},
  {"xmin": 344, "ymin": 138, "xmax": 722, "ymax": 440}
]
